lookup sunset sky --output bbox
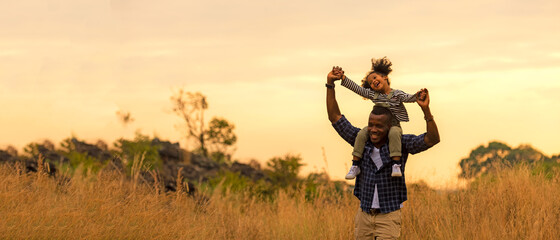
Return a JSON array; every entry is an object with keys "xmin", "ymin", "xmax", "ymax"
[{"xmin": 1, "ymin": 0, "xmax": 559, "ymax": 188}]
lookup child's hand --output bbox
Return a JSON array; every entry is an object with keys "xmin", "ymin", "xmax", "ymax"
[
  {"xmin": 333, "ymin": 66, "xmax": 344, "ymax": 79},
  {"xmin": 327, "ymin": 66, "xmax": 344, "ymax": 82},
  {"xmin": 416, "ymin": 88, "xmax": 429, "ymax": 108},
  {"xmin": 335, "ymin": 67, "xmax": 346, "ymax": 80},
  {"xmin": 416, "ymin": 88, "xmax": 427, "ymax": 101}
]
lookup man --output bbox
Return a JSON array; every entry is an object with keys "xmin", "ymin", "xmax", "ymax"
[{"xmin": 326, "ymin": 66, "xmax": 440, "ymax": 239}]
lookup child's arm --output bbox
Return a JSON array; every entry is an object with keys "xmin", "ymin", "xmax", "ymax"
[
  {"xmin": 340, "ymin": 75, "xmax": 376, "ymax": 100},
  {"xmin": 393, "ymin": 89, "xmax": 419, "ymax": 103}
]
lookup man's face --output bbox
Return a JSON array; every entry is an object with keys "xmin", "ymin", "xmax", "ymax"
[
  {"xmin": 366, "ymin": 73, "xmax": 388, "ymax": 92},
  {"xmin": 367, "ymin": 113, "xmax": 391, "ymax": 145}
]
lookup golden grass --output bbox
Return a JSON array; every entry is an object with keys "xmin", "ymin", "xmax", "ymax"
[
  {"xmin": 404, "ymin": 166, "xmax": 560, "ymax": 240},
  {"xmin": 1, "ymin": 164, "xmax": 559, "ymax": 239}
]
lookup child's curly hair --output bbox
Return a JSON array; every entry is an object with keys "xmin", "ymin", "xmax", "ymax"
[{"xmin": 361, "ymin": 57, "xmax": 393, "ymax": 89}]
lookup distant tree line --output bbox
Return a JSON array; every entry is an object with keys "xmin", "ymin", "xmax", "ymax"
[{"xmin": 459, "ymin": 141, "xmax": 560, "ymax": 179}]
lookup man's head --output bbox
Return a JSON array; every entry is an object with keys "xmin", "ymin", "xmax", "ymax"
[{"xmin": 368, "ymin": 105, "xmax": 393, "ymax": 146}]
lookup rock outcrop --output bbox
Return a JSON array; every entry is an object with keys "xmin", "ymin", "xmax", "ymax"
[{"xmin": 1, "ymin": 138, "xmax": 267, "ymax": 196}]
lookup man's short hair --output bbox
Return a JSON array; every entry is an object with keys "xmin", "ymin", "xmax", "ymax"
[
  {"xmin": 371, "ymin": 105, "xmax": 392, "ymax": 116},
  {"xmin": 370, "ymin": 105, "xmax": 393, "ymax": 124}
]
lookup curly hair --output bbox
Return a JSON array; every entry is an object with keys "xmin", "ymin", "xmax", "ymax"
[
  {"xmin": 372, "ymin": 57, "xmax": 393, "ymax": 76},
  {"xmin": 361, "ymin": 57, "xmax": 393, "ymax": 89}
]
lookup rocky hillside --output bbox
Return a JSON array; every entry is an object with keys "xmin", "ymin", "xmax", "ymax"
[{"xmin": 0, "ymin": 138, "xmax": 267, "ymax": 195}]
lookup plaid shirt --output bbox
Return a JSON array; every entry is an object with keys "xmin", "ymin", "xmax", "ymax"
[{"xmin": 333, "ymin": 115, "xmax": 431, "ymax": 213}]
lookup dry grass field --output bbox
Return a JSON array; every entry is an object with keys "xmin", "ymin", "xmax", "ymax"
[{"xmin": 1, "ymin": 163, "xmax": 559, "ymax": 239}]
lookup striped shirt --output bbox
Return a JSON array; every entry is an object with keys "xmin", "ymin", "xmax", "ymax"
[
  {"xmin": 332, "ymin": 115, "xmax": 431, "ymax": 213},
  {"xmin": 341, "ymin": 77, "xmax": 417, "ymax": 122}
]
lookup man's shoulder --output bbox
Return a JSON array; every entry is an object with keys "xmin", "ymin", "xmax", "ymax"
[
  {"xmin": 401, "ymin": 133, "xmax": 430, "ymax": 154},
  {"xmin": 332, "ymin": 115, "xmax": 361, "ymax": 146},
  {"xmin": 332, "ymin": 115, "xmax": 349, "ymax": 127},
  {"xmin": 401, "ymin": 133, "xmax": 427, "ymax": 145},
  {"xmin": 402, "ymin": 133, "xmax": 425, "ymax": 139},
  {"xmin": 332, "ymin": 115, "xmax": 357, "ymax": 132}
]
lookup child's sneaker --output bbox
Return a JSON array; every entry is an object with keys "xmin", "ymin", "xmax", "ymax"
[
  {"xmin": 345, "ymin": 165, "xmax": 361, "ymax": 180},
  {"xmin": 391, "ymin": 164, "xmax": 402, "ymax": 177}
]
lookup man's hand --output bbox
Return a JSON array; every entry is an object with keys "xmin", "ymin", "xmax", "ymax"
[
  {"xmin": 417, "ymin": 88, "xmax": 439, "ymax": 146},
  {"xmin": 416, "ymin": 88, "xmax": 429, "ymax": 109},
  {"xmin": 326, "ymin": 66, "xmax": 343, "ymax": 123},
  {"xmin": 327, "ymin": 66, "xmax": 344, "ymax": 84}
]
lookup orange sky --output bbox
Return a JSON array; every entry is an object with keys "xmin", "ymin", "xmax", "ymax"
[{"xmin": 1, "ymin": 0, "xmax": 560, "ymax": 188}]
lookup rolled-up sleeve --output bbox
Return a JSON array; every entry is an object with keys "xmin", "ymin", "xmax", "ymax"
[{"xmin": 332, "ymin": 115, "xmax": 361, "ymax": 146}]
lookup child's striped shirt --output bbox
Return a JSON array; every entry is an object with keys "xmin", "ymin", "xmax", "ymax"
[{"xmin": 341, "ymin": 77, "xmax": 417, "ymax": 122}]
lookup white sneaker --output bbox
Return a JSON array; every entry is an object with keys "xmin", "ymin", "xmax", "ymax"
[
  {"xmin": 345, "ymin": 165, "xmax": 361, "ymax": 180},
  {"xmin": 391, "ymin": 164, "xmax": 402, "ymax": 177}
]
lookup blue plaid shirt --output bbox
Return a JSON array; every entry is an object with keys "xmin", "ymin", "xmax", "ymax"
[{"xmin": 333, "ymin": 115, "xmax": 431, "ymax": 213}]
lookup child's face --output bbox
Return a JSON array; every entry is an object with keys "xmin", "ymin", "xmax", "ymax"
[{"xmin": 367, "ymin": 73, "xmax": 388, "ymax": 92}]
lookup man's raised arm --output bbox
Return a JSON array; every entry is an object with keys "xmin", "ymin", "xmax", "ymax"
[
  {"xmin": 416, "ymin": 89, "xmax": 440, "ymax": 147},
  {"xmin": 326, "ymin": 66, "xmax": 343, "ymax": 123}
]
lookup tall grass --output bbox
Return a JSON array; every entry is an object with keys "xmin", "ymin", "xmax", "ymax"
[
  {"xmin": 1, "ymin": 163, "xmax": 559, "ymax": 239},
  {"xmin": 404, "ymin": 165, "xmax": 560, "ymax": 239}
]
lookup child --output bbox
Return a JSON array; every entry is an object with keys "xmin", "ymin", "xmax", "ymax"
[{"xmin": 340, "ymin": 57, "xmax": 424, "ymax": 179}]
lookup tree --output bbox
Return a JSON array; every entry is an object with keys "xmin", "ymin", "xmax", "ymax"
[
  {"xmin": 205, "ymin": 117, "xmax": 237, "ymax": 162},
  {"xmin": 265, "ymin": 154, "xmax": 305, "ymax": 188},
  {"xmin": 171, "ymin": 90, "xmax": 209, "ymax": 156},
  {"xmin": 459, "ymin": 141, "xmax": 512, "ymax": 178},
  {"xmin": 114, "ymin": 132, "xmax": 162, "ymax": 171},
  {"xmin": 459, "ymin": 141, "xmax": 558, "ymax": 179},
  {"xmin": 171, "ymin": 89, "xmax": 237, "ymax": 162}
]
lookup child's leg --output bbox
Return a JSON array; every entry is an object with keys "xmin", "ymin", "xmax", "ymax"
[
  {"xmin": 346, "ymin": 127, "xmax": 368, "ymax": 180},
  {"xmin": 388, "ymin": 126, "xmax": 402, "ymax": 161},
  {"xmin": 352, "ymin": 126, "xmax": 369, "ymax": 162},
  {"xmin": 389, "ymin": 125, "xmax": 403, "ymax": 177}
]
